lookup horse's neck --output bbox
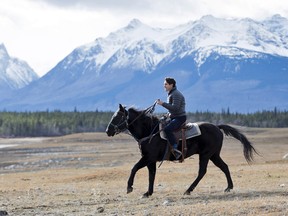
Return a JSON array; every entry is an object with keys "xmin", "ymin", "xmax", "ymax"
[
  {"xmin": 128, "ymin": 125, "xmax": 146, "ymax": 140},
  {"xmin": 129, "ymin": 119, "xmax": 156, "ymax": 140}
]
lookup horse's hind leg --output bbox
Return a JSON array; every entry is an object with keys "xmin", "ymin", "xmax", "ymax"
[
  {"xmin": 210, "ymin": 154, "xmax": 233, "ymax": 192},
  {"xmin": 184, "ymin": 157, "xmax": 209, "ymax": 195}
]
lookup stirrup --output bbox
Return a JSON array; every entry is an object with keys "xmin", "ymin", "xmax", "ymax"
[{"xmin": 173, "ymin": 149, "xmax": 182, "ymax": 160}]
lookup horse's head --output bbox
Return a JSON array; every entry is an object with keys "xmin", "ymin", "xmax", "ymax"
[
  {"xmin": 106, "ymin": 104, "xmax": 128, "ymax": 137},
  {"xmin": 106, "ymin": 103, "xmax": 160, "ymax": 139}
]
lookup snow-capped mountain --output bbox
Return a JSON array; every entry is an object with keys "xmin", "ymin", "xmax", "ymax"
[
  {"xmin": 0, "ymin": 43, "xmax": 39, "ymax": 92},
  {"xmin": 0, "ymin": 15, "xmax": 287, "ymax": 112}
]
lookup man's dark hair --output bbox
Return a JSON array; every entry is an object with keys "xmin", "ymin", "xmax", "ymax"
[{"xmin": 165, "ymin": 77, "xmax": 176, "ymax": 87}]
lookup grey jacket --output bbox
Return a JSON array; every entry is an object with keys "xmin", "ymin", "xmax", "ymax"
[{"xmin": 162, "ymin": 87, "xmax": 186, "ymax": 118}]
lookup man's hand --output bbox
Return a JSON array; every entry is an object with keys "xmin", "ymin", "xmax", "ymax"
[{"xmin": 156, "ymin": 99, "xmax": 163, "ymax": 105}]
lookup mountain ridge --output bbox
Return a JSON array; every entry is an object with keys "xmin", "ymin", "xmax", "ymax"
[
  {"xmin": 0, "ymin": 15, "xmax": 287, "ymax": 113},
  {"xmin": 0, "ymin": 43, "xmax": 39, "ymax": 93}
]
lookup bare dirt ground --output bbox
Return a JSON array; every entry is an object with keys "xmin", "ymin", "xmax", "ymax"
[{"xmin": 0, "ymin": 127, "xmax": 287, "ymax": 216}]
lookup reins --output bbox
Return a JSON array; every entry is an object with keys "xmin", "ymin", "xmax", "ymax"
[
  {"xmin": 126, "ymin": 102, "xmax": 167, "ymax": 165},
  {"xmin": 126, "ymin": 101, "xmax": 159, "ymax": 143},
  {"xmin": 126, "ymin": 101, "xmax": 158, "ymax": 129},
  {"xmin": 109, "ymin": 101, "xmax": 167, "ymax": 167},
  {"xmin": 123, "ymin": 101, "xmax": 160, "ymax": 143},
  {"xmin": 109, "ymin": 101, "xmax": 156, "ymax": 136}
]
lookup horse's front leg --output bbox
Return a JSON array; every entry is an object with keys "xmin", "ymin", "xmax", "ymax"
[
  {"xmin": 142, "ymin": 162, "xmax": 157, "ymax": 198},
  {"xmin": 127, "ymin": 157, "xmax": 148, "ymax": 194}
]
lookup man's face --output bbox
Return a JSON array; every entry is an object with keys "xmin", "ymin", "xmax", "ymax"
[{"xmin": 164, "ymin": 81, "xmax": 173, "ymax": 92}]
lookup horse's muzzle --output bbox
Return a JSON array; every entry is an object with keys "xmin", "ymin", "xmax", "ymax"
[{"xmin": 105, "ymin": 128, "xmax": 115, "ymax": 137}]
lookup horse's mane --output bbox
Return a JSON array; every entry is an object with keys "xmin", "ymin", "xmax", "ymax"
[
  {"xmin": 128, "ymin": 107, "xmax": 159, "ymax": 123},
  {"xmin": 127, "ymin": 107, "xmax": 140, "ymax": 113}
]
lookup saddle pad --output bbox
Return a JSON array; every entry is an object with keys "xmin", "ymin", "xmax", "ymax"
[{"xmin": 160, "ymin": 122, "xmax": 201, "ymax": 141}]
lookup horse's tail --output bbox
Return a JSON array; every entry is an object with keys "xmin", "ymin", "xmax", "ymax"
[{"xmin": 218, "ymin": 124, "xmax": 258, "ymax": 163}]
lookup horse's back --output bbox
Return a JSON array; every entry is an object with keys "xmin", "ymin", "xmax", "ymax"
[
  {"xmin": 197, "ymin": 122, "xmax": 219, "ymax": 130},
  {"xmin": 197, "ymin": 122, "xmax": 224, "ymax": 142}
]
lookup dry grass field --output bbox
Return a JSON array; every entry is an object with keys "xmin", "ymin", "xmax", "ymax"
[{"xmin": 0, "ymin": 127, "xmax": 287, "ymax": 216}]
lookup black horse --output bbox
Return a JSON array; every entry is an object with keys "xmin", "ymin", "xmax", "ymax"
[{"xmin": 106, "ymin": 104, "xmax": 258, "ymax": 197}]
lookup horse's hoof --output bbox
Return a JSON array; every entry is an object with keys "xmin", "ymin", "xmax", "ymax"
[
  {"xmin": 127, "ymin": 186, "xmax": 133, "ymax": 194},
  {"xmin": 141, "ymin": 192, "xmax": 151, "ymax": 198},
  {"xmin": 184, "ymin": 191, "xmax": 191, "ymax": 195},
  {"xmin": 224, "ymin": 188, "xmax": 232, "ymax": 192}
]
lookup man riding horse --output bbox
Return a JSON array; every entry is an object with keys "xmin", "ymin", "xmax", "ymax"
[{"xmin": 156, "ymin": 77, "xmax": 186, "ymax": 160}]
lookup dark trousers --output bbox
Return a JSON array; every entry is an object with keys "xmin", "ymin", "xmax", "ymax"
[{"xmin": 164, "ymin": 115, "xmax": 186, "ymax": 147}]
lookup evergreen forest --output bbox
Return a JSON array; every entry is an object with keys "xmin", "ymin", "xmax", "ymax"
[{"xmin": 0, "ymin": 108, "xmax": 287, "ymax": 137}]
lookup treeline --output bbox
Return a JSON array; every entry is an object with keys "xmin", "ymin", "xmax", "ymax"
[
  {"xmin": 0, "ymin": 110, "xmax": 113, "ymax": 137},
  {"xmin": 186, "ymin": 108, "xmax": 288, "ymax": 128},
  {"xmin": 0, "ymin": 109, "xmax": 287, "ymax": 137}
]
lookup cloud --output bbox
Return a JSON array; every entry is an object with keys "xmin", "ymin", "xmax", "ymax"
[
  {"xmin": 33, "ymin": 0, "xmax": 288, "ymax": 31},
  {"xmin": 39, "ymin": 0, "xmax": 155, "ymax": 11},
  {"xmin": 38, "ymin": 0, "xmax": 288, "ymax": 20}
]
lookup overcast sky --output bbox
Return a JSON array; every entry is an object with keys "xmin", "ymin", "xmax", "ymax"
[{"xmin": 1, "ymin": 0, "xmax": 288, "ymax": 77}]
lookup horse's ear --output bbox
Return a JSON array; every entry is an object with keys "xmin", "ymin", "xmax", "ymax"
[{"xmin": 119, "ymin": 104, "xmax": 125, "ymax": 111}]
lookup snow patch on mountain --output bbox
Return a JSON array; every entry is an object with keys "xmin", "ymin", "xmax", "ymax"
[
  {"xmin": 0, "ymin": 43, "xmax": 39, "ymax": 90},
  {"xmin": 182, "ymin": 15, "xmax": 288, "ymax": 57},
  {"xmin": 194, "ymin": 46, "xmax": 265, "ymax": 68}
]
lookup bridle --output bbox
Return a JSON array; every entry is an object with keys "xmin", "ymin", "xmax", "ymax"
[
  {"xmin": 108, "ymin": 110, "xmax": 128, "ymax": 135},
  {"xmin": 108, "ymin": 101, "xmax": 158, "ymax": 137},
  {"xmin": 108, "ymin": 102, "xmax": 166, "ymax": 166}
]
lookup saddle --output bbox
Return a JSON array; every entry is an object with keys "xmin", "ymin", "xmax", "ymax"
[{"xmin": 160, "ymin": 122, "xmax": 201, "ymax": 162}]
